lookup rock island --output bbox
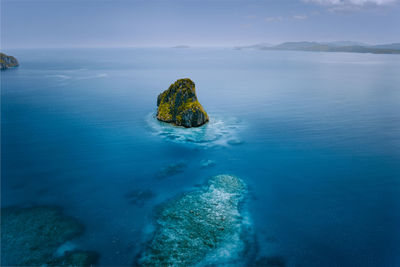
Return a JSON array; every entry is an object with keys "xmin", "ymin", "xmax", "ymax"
[
  {"xmin": 0, "ymin": 53, "xmax": 19, "ymax": 70},
  {"xmin": 157, "ymin": 78, "xmax": 209, "ymax": 127}
]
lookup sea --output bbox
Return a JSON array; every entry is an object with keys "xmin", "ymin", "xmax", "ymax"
[{"xmin": 1, "ymin": 47, "xmax": 400, "ymax": 266}]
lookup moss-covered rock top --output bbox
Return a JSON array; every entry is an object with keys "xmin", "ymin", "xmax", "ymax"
[
  {"xmin": 157, "ymin": 78, "xmax": 209, "ymax": 127},
  {"xmin": 0, "ymin": 52, "xmax": 19, "ymax": 70}
]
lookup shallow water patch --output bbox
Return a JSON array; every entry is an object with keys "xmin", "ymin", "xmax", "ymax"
[
  {"xmin": 200, "ymin": 159, "xmax": 216, "ymax": 168},
  {"xmin": 154, "ymin": 160, "xmax": 188, "ymax": 180},
  {"xmin": 145, "ymin": 113, "xmax": 244, "ymax": 148},
  {"xmin": 125, "ymin": 189, "xmax": 156, "ymax": 207},
  {"xmin": 137, "ymin": 174, "xmax": 254, "ymax": 266},
  {"xmin": 1, "ymin": 206, "xmax": 98, "ymax": 266}
]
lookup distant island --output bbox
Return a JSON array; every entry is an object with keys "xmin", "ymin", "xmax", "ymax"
[
  {"xmin": 157, "ymin": 78, "xmax": 209, "ymax": 128},
  {"xmin": 235, "ymin": 41, "xmax": 400, "ymax": 55},
  {"xmin": 0, "ymin": 53, "xmax": 19, "ymax": 70}
]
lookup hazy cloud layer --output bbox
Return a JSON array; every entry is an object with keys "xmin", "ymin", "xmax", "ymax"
[
  {"xmin": 304, "ymin": 0, "xmax": 396, "ymax": 5},
  {"xmin": 293, "ymin": 14, "xmax": 308, "ymax": 19},
  {"xmin": 2, "ymin": 0, "xmax": 399, "ymax": 48},
  {"xmin": 265, "ymin": 16, "xmax": 284, "ymax": 22},
  {"xmin": 304, "ymin": 0, "xmax": 397, "ymax": 11}
]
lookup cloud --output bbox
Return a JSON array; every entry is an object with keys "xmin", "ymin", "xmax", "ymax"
[
  {"xmin": 303, "ymin": 0, "xmax": 397, "ymax": 10},
  {"xmin": 304, "ymin": 0, "xmax": 396, "ymax": 5},
  {"xmin": 265, "ymin": 15, "xmax": 308, "ymax": 22},
  {"xmin": 293, "ymin": 14, "xmax": 308, "ymax": 19},
  {"xmin": 265, "ymin": 16, "xmax": 283, "ymax": 22},
  {"xmin": 240, "ymin": 23, "xmax": 253, "ymax": 29}
]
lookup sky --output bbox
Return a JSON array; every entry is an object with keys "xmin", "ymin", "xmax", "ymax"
[{"xmin": 1, "ymin": 0, "xmax": 399, "ymax": 48}]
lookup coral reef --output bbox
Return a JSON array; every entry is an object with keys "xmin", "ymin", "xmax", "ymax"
[
  {"xmin": 0, "ymin": 52, "xmax": 19, "ymax": 70},
  {"xmin": 157, "ymin": 78, "xmax": 209, "ymax": 127},
  {"xmin": 200, "ymin": 159, "xmax": 216, "ymax": 168},
  {"xmin": 125, "ymin": 189, "xmax": 156, "ymax": 207},
  {"xmin": 1, "ymin": 206, "xmax": 98, "ymax": 266},
  {"xmin": 49, "ymin": 250, "xmax": 100, "ymax": 266},
  {"xmin": 155, "ymin": 161, "xmax": 187, "ymax": 179},
  {"xmin": 138, "ymin": 174, "xmax": 253, "ymax": 266}
]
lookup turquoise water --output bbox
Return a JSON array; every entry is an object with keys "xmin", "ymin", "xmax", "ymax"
[{"xmin": 1, "ymin": 48, "xmax": 400, "ymax": 266}]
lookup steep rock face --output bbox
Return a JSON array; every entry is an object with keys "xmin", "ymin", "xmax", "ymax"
[
  {"xmin": 157, "ymin": 78, "xmax": 209, "ymax": 127},
  {"xmin": 0, "ymin": 53, "xmax": 19, "ymax": 70}
]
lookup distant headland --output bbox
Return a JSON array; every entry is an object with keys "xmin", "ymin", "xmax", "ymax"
[
  {"xmin": 235, "ymin": 41, "xmax": 400, "ymax": 55},
  {"xmin": 0, "ymin": 53, "xmax": 19, "ymax": 70},
  {"xmin": 156, "ymin": 78, "xmax": 209, "ymax": 128}
]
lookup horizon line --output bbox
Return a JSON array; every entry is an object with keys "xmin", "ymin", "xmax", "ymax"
[{"xmin": 2, "ymin": 41, "xmax": 400, "ymax": 50}]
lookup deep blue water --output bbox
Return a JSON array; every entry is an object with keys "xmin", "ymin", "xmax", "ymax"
[{"xmin": 1, "ymin": 48, "xmax": 400, "ymax": 266}]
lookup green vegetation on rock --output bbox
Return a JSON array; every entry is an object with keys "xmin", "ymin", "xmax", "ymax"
[
  {"xmin": 157, "ymin": 78, "xmax": 209, "ymax": 128},
  {"xmin": 1, "ymin": 206, "xmax": 99, "ymax": 266},
  {"xmin": 0, "ymin": 52, "xmax": 19, "ymax": 70}
]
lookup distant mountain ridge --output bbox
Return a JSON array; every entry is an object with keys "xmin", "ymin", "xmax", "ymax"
[
  {"xmin": 321, "ymin": 41, "xmax": 369, "ymax": 47},
  {"xmin": 235, "ymin": 41, "xmax": 400, "ymax": 54}
]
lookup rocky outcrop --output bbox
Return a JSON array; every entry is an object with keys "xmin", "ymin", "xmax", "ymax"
[
  {"xmin": 138, "ymin": 174, "xmax": 253, "ymax": 266},
  {"xmin": 157, "ymin": 78, "xmax": 209, "ymax": 127},
  {"xmin": 0, "ymin": 53, "xmax": 19, "ymax": 70}
]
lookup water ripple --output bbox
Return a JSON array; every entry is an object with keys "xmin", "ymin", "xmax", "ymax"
[{"xmin": 145, "ymin": 113, "xmax": 244, "ymax": 148}]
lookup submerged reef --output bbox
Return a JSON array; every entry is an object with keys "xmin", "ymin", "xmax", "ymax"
[
  {"xmin": 125, "ymin": 189, "xmax": 156, "ymax": 207},
  {"xmin": 0, "ymin": 52, "xmax": 19, "ymax": 70},
  {"xmin": 138, "ymin": 174, "xmax": 253, "ymax": 266},
  {"xmin": 155, "ymin": 161, "xmax": 187, "ymax": 179},
  {"xmin": 1, "ymin": 206, "xmax": 98, "ymax": 266},
  {"xmin": 157, "ymin": 78, "xmax": 209, "ymax": 128},
  {"xmin": 200, "ymin": 159, "xmax": 216, "ymax": 169}
]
